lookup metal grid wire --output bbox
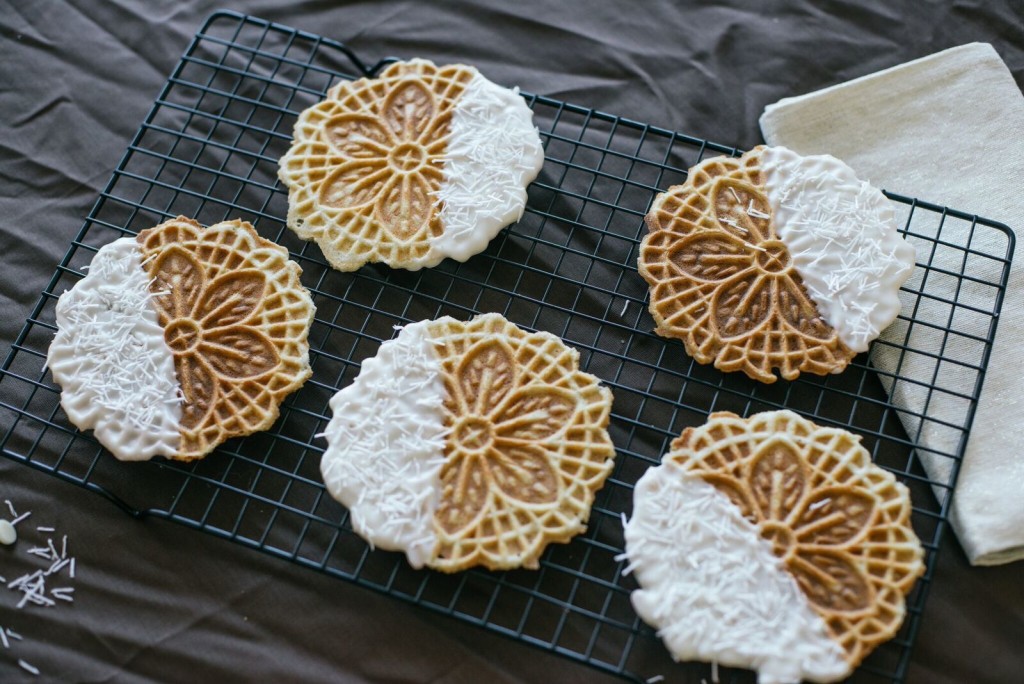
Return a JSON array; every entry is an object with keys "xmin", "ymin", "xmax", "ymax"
[{"xmin": 0, "ymin": 11, "xmax": 1015, "ymax": 683}]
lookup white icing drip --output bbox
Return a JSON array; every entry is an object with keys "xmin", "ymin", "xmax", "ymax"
[
  {"xmin": 46, "ymin": 238, "xmax": 181, "ymax": 461},
  {"xmin": 623, "ymin": 465, "xmax": 849, "ymax": 684},
  {"xmin": 761, "ymin": 146, "xmax": 916, "ymax": 353},
  {"xmin": 320, "ymin": 321, "xmax": 447, "ymax": 568},
  {"xmin": 430, "ymin": 71, "xmax": 545, "ymax": 263}
]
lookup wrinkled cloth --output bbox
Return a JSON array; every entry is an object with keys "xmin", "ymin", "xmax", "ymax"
[
  {"xmin": 1, "ymin": 1, "xmax": 1023, "ymax": 683},
  {"xmin": 760, "ymin": 43, "xmax": 1024, "ymax": 566}
]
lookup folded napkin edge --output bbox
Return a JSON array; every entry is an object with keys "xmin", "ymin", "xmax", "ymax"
[
  {"xmin": 963, "ymin": 542, "xmax": 1024, "ymax": 567},
  {"xmin": 761, "ymin": 42, "xmax": 999, "ymax": 122}
]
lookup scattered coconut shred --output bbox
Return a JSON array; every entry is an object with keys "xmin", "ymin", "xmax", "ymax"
[{"xmin": 1, "ymin": 499, "xmax": 80, "ymax": 677}]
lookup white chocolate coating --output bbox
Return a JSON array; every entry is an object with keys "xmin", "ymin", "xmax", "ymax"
[
  {"xmin": 761, "ymin": 146, "xmax": 916, "ymax": 353},
  {"xmin": 623, "ymin": 464, "xmax": 849, "ymax": 684},
  {"xmin": 431, "ymin": 71, "xmax": 545, "ymax": 263},
  {"xmin": 319, "ymin": 321, "xmax": 448, "ymax": 568},
  {"xmin": 46, "ymin": 238, "xmax": 182, "ymax": 461}
]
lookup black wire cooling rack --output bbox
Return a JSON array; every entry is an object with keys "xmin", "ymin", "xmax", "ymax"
[{"xmin": 0, "ymin": 11, "xmax": 1015, "ymax": 684}]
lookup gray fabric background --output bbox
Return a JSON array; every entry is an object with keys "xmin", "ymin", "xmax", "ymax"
[{"xmin": 1, "ymin": 1, "xmax": 1022, "ymax": 681}]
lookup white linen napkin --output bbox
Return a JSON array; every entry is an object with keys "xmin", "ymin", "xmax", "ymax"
[{"xmin": 759, "ymin": 43, "xmax": 1024, "ymax": 566}]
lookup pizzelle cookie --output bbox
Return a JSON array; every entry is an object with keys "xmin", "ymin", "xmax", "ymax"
[
  {"xmin": 639, "ymin": 145, "xmax": 916, "ymax": 383},
  {"xmin": 278, "ymin": 59, "xmax": 545, "ymax": 271},
  {"xmin": 47, "ymin": 217, "xmax": 314, "ymax": 461},
  {"xmin": 622, "ymin": 410, "xmax": 925, "ymax": 683},
  {"xmin": 319, "ymin": 313, "xmax": 615, "ymax": 572}
]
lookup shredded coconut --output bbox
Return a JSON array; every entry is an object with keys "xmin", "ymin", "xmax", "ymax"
[
  {"xmin": 8, "ymin": 526, "xmax": 77, "ymax": 610},
  {"xmin": 623, "ymin": 465, "xmax": 849, "ymax": 684},
  {"xmin": 761, "ymin": 146, "xmax": 916, "ymax": 353},
  {"xmin": 432, "ymin": 71, "xmax": 545, "ymax": 263},
  {"xmin": 1, "ymin": 505, "xmax": 80, "ymax": 679},
  {"xmin": 320, "ymin": 321, "xmax": 449, "ymax": 568},
  {"xmin": 46, "ymin": 237, "xmax": 182, "ymax": 460},
  {"xmin": 18, "ymin": 659, "xmax": 39, "ymax": 676}
]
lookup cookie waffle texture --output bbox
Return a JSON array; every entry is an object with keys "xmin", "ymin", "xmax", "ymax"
[
  {"xmin": 137, "ymin": 217, "xmax": 314, "ymax": 460},
  {"xmin": 427, "ymin": 314, "xmax": 615, "ymax": 572}
]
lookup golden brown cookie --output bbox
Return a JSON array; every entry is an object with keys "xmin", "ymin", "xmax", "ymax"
[
  {"xmin": 137, "ymin": 217, "xmax": 314, "ymax": 460},
  {"xmin": 427, "ymin": 314, "xmax": 615, "ymax": 571}
]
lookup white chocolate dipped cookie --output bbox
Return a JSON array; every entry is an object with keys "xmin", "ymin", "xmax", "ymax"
[
  {"xmin": 47, "ymin": 217, "xmax": 314, "ymax": 462},
  {"xmin": 639, "ymin": 145, "xmax": 915, "ymax": 383},
  {"xmin": 279, "ymin": 59, "xmax": 545, "ymax": 271},
  {"xmin": 319, "ymin": 313, "xmax": 615, "ymax": 572},
  {"xmin": 622, "ymin": 410, "xmax": 925, "ymax": 683}
]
